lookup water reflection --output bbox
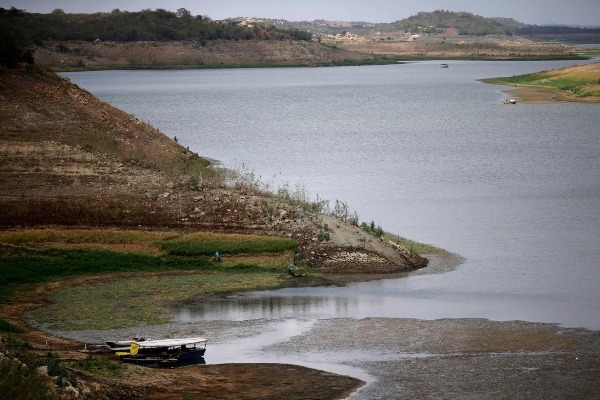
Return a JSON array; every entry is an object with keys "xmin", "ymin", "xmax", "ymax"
[
  {"xmin": 170, "ymin": 294, "xmax": 364, "ymax": 321},
  {"xmin": 170, "ymin": 273, "xmax": 600, "ymax": 329}
]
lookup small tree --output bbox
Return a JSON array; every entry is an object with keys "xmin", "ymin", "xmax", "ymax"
[
  {"xmin": 333, "ymin": 199, "xmax": 349, "ymax": 223},
  {"xmin": 0, "ymin": 27, "xmax": 34, "ymax": 67}
]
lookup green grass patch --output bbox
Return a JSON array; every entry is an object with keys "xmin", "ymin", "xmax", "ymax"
[
  {"xmin": 483, "ymin": 73, "xmax": 591, "ymax": 89},
  {"xmin": 481, "ymin": 62, "xmax": 600, "ymax": 99},
  {"xmin": 29, "ymin": 270, "xmax": 286, "ymax": 330},
  {"xmin": 0, "ymin": 246, "xmax": 216, "ymax": 300},
  {"xmin": 0, "ymin": 229, "xmax": 178, "ymax": 246},
  {"xmin": 0, "ymin": 317, "xmax": 23, "ymax": 333},
  {"xmin": 70, "ymin": 356, "xmax": 125, "ymax": 377},
  {"xmin": 160, "ymin": 232, "xmax": 298, "ymax": 256},
  {"xmin": 0, "ymin": 228, "xmax": 303, "ymax": 330},
  {"xmin": 0, "ymin": 229, "xmax": 299, "ymax": 299}
]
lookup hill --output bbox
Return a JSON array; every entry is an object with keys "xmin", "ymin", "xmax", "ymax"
[
  {"xmin": 2, "ymin": 7, "xmax": 594, "ymax": 72},
  {"xmin": 383, "ymin": 10, "xmax": 514, "ymax": 36},
  {"xmin": 0, "ymin": 7, "xmax": 312, "ymax": 42}
]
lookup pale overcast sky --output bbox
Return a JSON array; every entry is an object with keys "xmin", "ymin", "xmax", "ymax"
[{"xmin": 1, "ymin": 0, "xmax": 599, "ymax": 26}]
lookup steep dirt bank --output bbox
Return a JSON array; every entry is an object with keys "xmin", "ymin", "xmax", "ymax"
[
  {"xmin": 335, "ymin": 35, "xmax": 587, "ymax": 59},
  {"xmin": 33, "ymin": 36, "xmax": 589, "ymax": 71},
  {"xmin": 34, "ymin": 39, "xmax": 371, "ymax": 70},
  {"xmin": 0, "ymin": 64, "xmax": 427, "ymax": 271}
]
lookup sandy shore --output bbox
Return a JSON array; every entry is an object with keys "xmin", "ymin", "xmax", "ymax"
[
  {"xmin": 504, "ymin": 86, "xmax": 565, "ymax": 104},
  {"xmin": 503, "ymin": 86, "xmax": 600, "ymax": 104}
]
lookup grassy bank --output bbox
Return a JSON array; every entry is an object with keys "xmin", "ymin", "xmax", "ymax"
[
  {"xmin": 482, "ymin": 61, "xmax": 600, "ymax": 99},
  {"xmin": 0, "ymin": 228, "xmax": 300, "ymax": 302},
  {"xmin": 28, "ymin": 270, "xmax": 288, "ymax": 330}
]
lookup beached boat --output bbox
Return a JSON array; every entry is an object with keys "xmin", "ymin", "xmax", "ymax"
[{"xmin": 117, "ymin": 337, "xmax": 207, "ymax": 367}]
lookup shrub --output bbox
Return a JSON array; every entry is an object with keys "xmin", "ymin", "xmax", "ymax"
[
  {"xmin": 0, "ymin": 318, "xmax": 23, "ymax": 333},
  {"xmin": 45, "ymin": 353, "xmax": 77, "ymax": 388},
  {"xmin": 0, "ymin": 358, "xmax": 55, "ymax": 400},
  {"xmin": 4, "ymin": 335, "xmax": 31, "ymax": 350},
  {"xmin": 70, "ymin": 356, "xmax": 124, "ymax": 377},
  {"xmin": 160, "ymin": 233, "xmax": 298, "ymax": 256},
  {"xmin": 316, "ymin": 230, "xmax": 330, "ymax": 242},
  {"xmin": 0, "ymin": 27, "xmax": 35, "ymax": 67}
]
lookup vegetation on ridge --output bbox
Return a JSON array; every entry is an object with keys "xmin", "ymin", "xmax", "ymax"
[
  {"xmin": 386, "ymin": 10, "xmax": 514, "ymax": 36},
  {"xmin": 0, "ymin": 7, "xmax": 312, "ymax": 43}
]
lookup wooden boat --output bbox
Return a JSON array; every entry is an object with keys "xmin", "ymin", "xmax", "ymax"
[{"xmin": 117, "ymin": 337, "xmax": 207, "ymax": 367}]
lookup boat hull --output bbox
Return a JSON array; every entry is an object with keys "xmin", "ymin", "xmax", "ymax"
[{"xmin": 120, "ymin": 349, "xmax": 206, "ymax": 366}]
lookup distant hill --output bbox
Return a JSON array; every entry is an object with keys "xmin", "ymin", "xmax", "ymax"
[
  {"xmin": 0, "ymin": 7, "xmax": 312, "ymax": 42},
  {"xmin": 382, "ymin": 10, "xmax": 514, "ymax": 36},
  {"xmin": 516, "ymin": 24, "xmax": 600, "ymax": 43},
  {"xmin": 3, "ymin": 6, "xmax": 599, "ymax": 47},
  {"xmin": 231, "ymin": 11, "xmax": 600, "ymax": 44}
]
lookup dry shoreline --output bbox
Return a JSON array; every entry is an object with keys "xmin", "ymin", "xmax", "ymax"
[
  {"xmin": 502, "ymin": 86, "xmax": 600, "ymax": 104},
  {"xmin": 504, "ymin": 86, "xmax": 565, "ymax": 103}
]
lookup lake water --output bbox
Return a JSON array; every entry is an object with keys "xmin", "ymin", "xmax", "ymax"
[{"xmin": 62, "ymin": 59, "xmax": 600, "ymax": 335}]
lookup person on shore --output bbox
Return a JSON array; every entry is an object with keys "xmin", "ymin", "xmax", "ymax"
[
  {"xmin": 288, "ymin": 262, "xmax": 298, "ymax": 276},
  {"xmin": 214, "ymin": 251, "xmax": 221, "ymax": 262}
]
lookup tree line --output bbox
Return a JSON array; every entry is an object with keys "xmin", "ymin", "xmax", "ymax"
[{"xmin": 0, "ymin": 7, "xmax": 312, "ymax": 44}]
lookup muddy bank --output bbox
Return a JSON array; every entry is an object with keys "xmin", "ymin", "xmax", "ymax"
[
  {"xmin": 36, "ymin": 316, "xmax": 600, "ymax": 400},
  {"xmin": 265, "ymin": 318, "xmax": 600, "ymax": 399}
]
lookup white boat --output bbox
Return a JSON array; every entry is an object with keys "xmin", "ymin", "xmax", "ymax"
[{"xmin": 117, "ymin": 337, "xmax": 207, "ymax": 367}]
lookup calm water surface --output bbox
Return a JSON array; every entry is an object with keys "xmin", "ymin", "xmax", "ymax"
[{"xmin": 62, "ymin": 60, "xmax": 600, "ymax": 333}]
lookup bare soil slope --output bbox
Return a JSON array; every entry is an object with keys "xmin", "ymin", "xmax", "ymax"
[
  {"xmin": 35, "ymin": 40, "xmax": 370, "ymax": 70},
  {"xmin": 0, "ymin": 65, "xmax": 426, "ymax": 271}
]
